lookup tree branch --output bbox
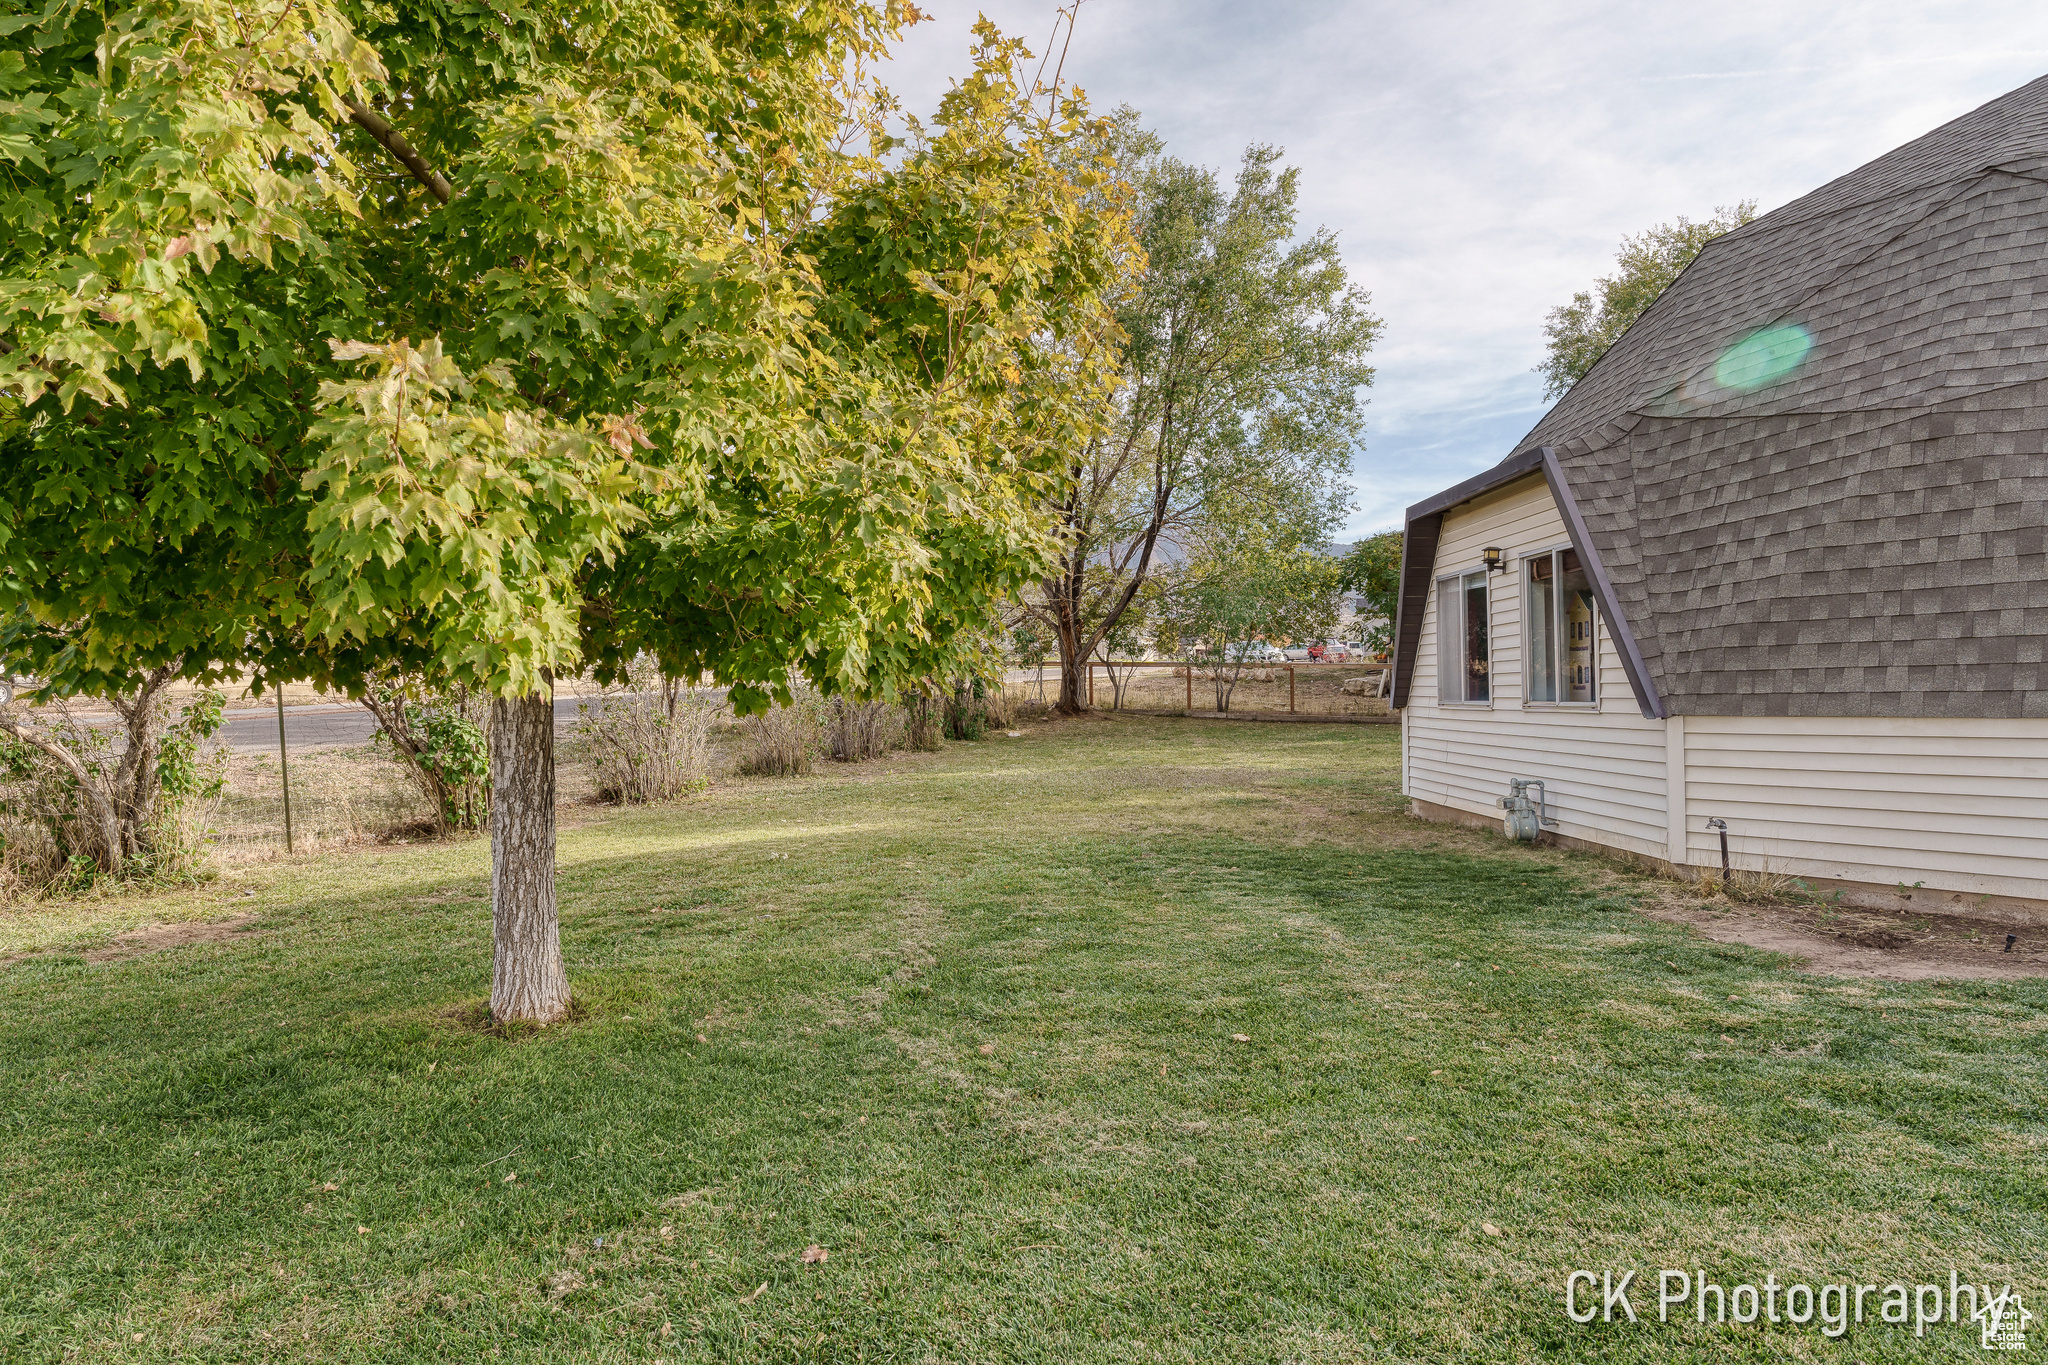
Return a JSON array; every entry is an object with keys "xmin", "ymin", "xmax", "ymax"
[
  {"xmin": 344, "ymin": 98, "xmax": 452, "ymax": 205},
  {"xmin": 0, "ymin": 711, "xmax": 124, "ymax": 870}
]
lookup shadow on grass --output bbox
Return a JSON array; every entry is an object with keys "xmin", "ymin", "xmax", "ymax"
[{"xmin": 0, "ymin": 735, "xmax": 2042, "ymax": 1361}]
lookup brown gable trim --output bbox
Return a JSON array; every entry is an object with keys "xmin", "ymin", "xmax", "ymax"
[
  {"xmin": 1387, "ymin": 513, "xmax": 1443, "ymax": 710},
  {"xmin": 1405, "ymin": 445, "xmax": 1547, "ymax": 521},
  {"xmin": 1390, "ymin": 446, "xmax": 1665, "ymax": 719},
  {"xmin": 1389, "ymin": 447, "xmax": 1546, "ymax": 710},
  {"xmin": 1539, "ymin": 448, "xmax": 1665, "ymax": 720}
]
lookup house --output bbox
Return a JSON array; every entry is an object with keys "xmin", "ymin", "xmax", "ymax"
[{"xmin": 1390, "ymin": 75, "xmax": 2048, "ymax": 919}]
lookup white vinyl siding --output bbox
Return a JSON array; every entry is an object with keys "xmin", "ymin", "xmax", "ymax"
[
  {"xmin": 1403, "ymin": 473, "xmax": 2048, "ymax": 908},
  {"xmin": 1406, "ymin": 474, "xmax": 1670, "ymax": 859},
  {"xmin": 1406, "ymin": 708, "xmax": 1673, "ymax": 858},
  {"xmin": 1682, "ymin": 717, "xmax": 2048, "ymax": 904}
]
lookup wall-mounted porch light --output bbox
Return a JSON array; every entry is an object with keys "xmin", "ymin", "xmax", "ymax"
[{"xmin": 1481, "ymin": 547, "xmax": 1505, "ymax": 573}]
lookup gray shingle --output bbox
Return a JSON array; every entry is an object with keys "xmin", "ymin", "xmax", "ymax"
[{"xmin": 1509, "ymin": 76, "xmax": 2048, "ymax": 718}]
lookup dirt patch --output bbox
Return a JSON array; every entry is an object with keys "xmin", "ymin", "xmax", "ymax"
[
  {"xmin": 84, "ymin": 915, "xmax": 264, "ymax": 963},
  {"xmin": 1639, "ymin": 895, "xmax": 2048, "ymax": 981},
  {"xmin": 434, "ymin": 997, "xmax": 592, "ymax": 1039},
  {"xmin": 1401, "ymin": 796, "xmax": 2048, "ymax": 982}
]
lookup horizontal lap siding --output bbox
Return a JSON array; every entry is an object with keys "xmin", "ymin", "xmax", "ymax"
[
  {"xmin": 1408, "ymin": 711, "xmax": 1670, "ymax": 856},
  {"xmin": 1406, "ymin": 487, "xmax": 2048, "ymax": 900},
  {"xmin": 1407, "ymin": 476, "xmax": 1669, "ymax": 858},
  {"xmin": 1684, "ymin": 718, "xmax": 2048, "ymax": 899}
]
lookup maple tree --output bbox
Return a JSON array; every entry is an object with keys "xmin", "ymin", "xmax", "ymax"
[{"xmin": 1, "ymin": 0, "xmax": 1130, "ymax": 1020}]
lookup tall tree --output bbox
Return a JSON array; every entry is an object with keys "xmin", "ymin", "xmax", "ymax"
[
  {"xmin": 1023, "ymin": 129, "xmax": 1379, "ymax": 712},
  {"xmin": 1536, "ymin": 202, "xmax": 1757, "ymax": 400},
  {"xmin": 1160, "ymin": 511, "xmax": 1341, "ymax": 713},
  {"xmin": 1, "ymin": 4, "xmax": 1127, "ymax": 1020},
  {"xmin": 1336, "ymin": 528, "xmax": 1401, "ymax": 657}
]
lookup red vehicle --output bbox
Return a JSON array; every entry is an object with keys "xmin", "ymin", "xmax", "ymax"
[{"xmin": 1306, "ymin": 642, "xmax": 1350, "ymax": 663}]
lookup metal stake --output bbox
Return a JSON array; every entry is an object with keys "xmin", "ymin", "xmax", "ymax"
[
  {"xmin": 1289, "ymin": 665, "xmax": 1296, "ymax": 713},
  {"xmin": 276, "ymin": 687, "xmax": 294, "ymax": 854},
  {"xmin": 1705, "ymin": 818, "xmax": 1729, "ymax": 885}
]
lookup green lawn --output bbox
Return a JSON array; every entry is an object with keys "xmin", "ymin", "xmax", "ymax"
[{"xmin": 1, "ymin": 717, "xmax": 2039, "ymax": 1363}]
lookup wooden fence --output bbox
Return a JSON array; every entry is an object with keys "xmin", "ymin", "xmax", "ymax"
[{"xmin": 1084, "ymin": 661, "xmax": 1395, "ymax": 724}]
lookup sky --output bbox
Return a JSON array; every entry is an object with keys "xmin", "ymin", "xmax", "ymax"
[{"xmin": 875, "ymin": 1, "xmax": 2048, "ymax": 537}]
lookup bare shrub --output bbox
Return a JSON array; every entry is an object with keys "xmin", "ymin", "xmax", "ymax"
[
  {"xmin": 0, "ymin": 736, "xmax": 77, "ymax": 896},
  {"xmin": 979, "ymin": 683, "xmax": 1017, "ymax": 731},
  {"xmin": 575, "ymin": 675, "xmax": 722, "ymax": 803},
  {"xmin": 739, "ymin": 692, "xmax": 825, "ymax": 777},
  {"xmin": 904, "ymin": 690, "xmax": 944, "ymax": 752},
  {"xmin": 0, "ymin": 677, "xmax": 228, "ymax": 897},
  {"xmin": 941, "ymin": 677, "xmax": 988, "ymax": 740},
  {"xmin": 986, "ymin": 682, "xmax": 1046, "ymax": 728},
  {"xmin": 825, "ymin": 696, "xmax": 902, "ymax": 762}
]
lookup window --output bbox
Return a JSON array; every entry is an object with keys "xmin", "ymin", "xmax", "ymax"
[
  {"xmin": 1525, "ymin": 548, "xmax": 1597, "ymax": 704},
  {"xmin": 1435, "ymin": 570, "xmax": 1491, "ymax": 703}
]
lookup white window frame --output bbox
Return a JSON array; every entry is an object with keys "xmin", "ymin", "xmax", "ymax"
[
  {"xmin": 1521, "ymin": 543, "xmax": 1601, "ymax": 709},
  {"xmin": 1434, "ymin": 568, "xmax": 1493, "ymax": 707}
]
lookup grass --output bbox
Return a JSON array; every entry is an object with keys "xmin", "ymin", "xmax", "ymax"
[{"xmin": 0, "ymin": 716, "xmax": 2041, "ymax": 1363}]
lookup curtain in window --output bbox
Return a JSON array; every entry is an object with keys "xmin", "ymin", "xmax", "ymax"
[
  {"xmin": 1436, "ymin": 576, "xmax": 1459, "ymax": 703},
  {"xmin": 1461, "ymin": 571, "xmax": 1490, "ymax": 702}
]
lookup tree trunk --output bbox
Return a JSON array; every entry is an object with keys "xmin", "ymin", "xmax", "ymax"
[
  {"xmin": 1215, "ymin": 662, "xmax": 1242, "ymax": 712},
  {"xmin": 109, "ymin": 665, "xmax": 174, "ymax": 860},
  {"xmin": 1055, "ymin": 649, "xmax": 1087, "ymax": 714},
  {"xmin": 1045, "ymin": 541, "xmax": 1095, "ymax": 716},
  {"xmin": 489, "ymin": 687, "xmax": 570, "ymax": 1025}
]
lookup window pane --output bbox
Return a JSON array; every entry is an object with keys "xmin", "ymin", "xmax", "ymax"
[
  {"xmin": 1526, "ymin": 555, "xmax": 1557, "ymax": 702},
  {"xmin": 1436, "ymin": 576, "xmax": 1458, "ymax": 703},
  {"xmin": 1461, "ymin": 571, "xmax": 1490, "ymax": 702},
  {"xmin": 1559, "ymin": 549, "xmax": 1597, "ymax": 703}
]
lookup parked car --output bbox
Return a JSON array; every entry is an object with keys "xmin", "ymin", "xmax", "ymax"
[
  {"xmin": 1280, "ymin": 645, "xmax": 1314, "ymax": 662},
  {"xmin": 1307, "ymin": 641, "xmax": 1351, "ymax": 663},
  {"xmin": 1225, "ymin": 641, "xmax": 1286, "ymax": 664}
]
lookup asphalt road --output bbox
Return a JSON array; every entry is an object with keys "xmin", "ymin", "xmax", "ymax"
[
  {"xmin": 219, "ymin": 696, "xmax": 594, "ymax": 753},
  {"xmin": 117, "ymin": 669, "xmax": 1061, "ymax": 754}
]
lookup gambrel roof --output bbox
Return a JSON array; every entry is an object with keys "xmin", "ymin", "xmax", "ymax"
[{"xmin": 1394, "ymin": 74, "xmax": 2048, "ymax": 719}]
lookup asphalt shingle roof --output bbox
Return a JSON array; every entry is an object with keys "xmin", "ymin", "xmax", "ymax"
[{"xmin": 1512, "ymin": 74, "xmax": 2048, "ymax": 718}]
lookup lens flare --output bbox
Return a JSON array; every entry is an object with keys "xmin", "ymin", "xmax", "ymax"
[{"xmin": 1714, "ymin": 323, "xmax": 1813, "ymax": 391}]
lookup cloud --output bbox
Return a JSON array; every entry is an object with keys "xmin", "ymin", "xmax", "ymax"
[{"xmin": 878, "ymin": 1, "xmax": 2048, "ymax": 534}]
